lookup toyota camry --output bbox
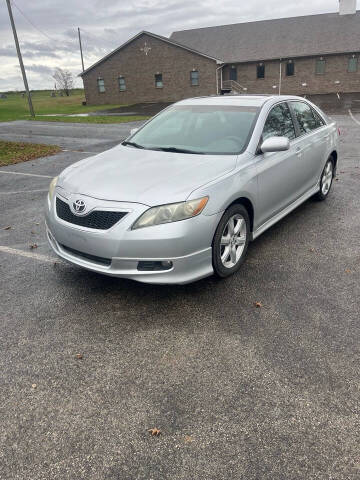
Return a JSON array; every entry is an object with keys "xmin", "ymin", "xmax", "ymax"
[{"xmin": 45, "ymin": 95, "xmax": 338, "ymax": 284}]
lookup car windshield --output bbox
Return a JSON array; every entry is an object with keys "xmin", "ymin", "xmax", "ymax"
[{"xmin": 124, "ymin": 105, "xmax": 259, "ymax": 155}]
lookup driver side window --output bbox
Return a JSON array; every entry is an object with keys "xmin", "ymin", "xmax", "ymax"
[{"xmin": 262, "ymin": 103, "xmax": 296, "ymax": 141}]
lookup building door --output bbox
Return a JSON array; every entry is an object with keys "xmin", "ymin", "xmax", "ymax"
[{"xmin": 230, "ymin": 66, "xmax": 237, "ymax": 81}]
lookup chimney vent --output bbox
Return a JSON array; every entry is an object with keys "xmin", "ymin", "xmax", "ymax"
[{"xmin": 339, "ymin": 0, "xmax": 356, "ymax": 15}]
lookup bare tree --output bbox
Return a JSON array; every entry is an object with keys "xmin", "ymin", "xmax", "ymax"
[{"xmin": 52, "ymin": 68, "xmax": 74, "ymax": 96}]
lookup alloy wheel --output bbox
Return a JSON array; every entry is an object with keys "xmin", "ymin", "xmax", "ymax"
[
  {"xmin": 321, "ymin": 160, "xmax": 333, "ymax": 196},
  {"xmin": 220, "ymin": 214, "xmax": 247, "ymax": 268}
]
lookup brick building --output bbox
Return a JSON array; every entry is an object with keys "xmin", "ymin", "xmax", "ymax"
[{"xmin": 81, "ymin": 0, "xmax": 360, "ymax": 105}]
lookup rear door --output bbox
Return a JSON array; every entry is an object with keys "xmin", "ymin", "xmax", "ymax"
[
  {"xmin": 255, "ymin": 102, "xmax": 301, "ymax": 227},
  {"xmin": 288, "ymin": 101, "xmax": 329, "ymax": 193}
]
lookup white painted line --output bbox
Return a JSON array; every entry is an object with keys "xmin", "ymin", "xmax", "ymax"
[
  {"xmin": 0, "ymin": 189, "xmax": 48, "ymax": 195},
  {"xmin": 0, "ymin": 245, "xmax": 63, "ymax": 264},
  {"xmin": 0, "ymin": 170, "xmax": 52, "ymax": 178},
  {"xmin": 62, "ymin": 149, "xmax": 95, "ymax": 154},
  {"xmin": 348, "ymin": 109, "xmax": 360, "ymax": 126}
]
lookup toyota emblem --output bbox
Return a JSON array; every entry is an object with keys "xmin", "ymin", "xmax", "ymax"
[{"xmin": 73, "ymin": 199, "xmax": 86, "ymax": 214}]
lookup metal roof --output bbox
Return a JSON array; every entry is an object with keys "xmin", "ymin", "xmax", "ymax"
[{"xmin": 170, "ymin": 11, "xmax": 360, "ymax": 63}]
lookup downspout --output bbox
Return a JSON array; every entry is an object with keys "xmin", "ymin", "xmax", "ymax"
[
  {"xmin": 216, "ymin": 64, "xmax": 224, "ymax": 95},
  {"xmin": 279, "ymin": 58, "xmax": 282, "ymax": 95}
]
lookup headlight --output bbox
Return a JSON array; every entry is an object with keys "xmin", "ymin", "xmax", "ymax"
[
  {"xmin": 48, "ymin": 176, "xmax": 58, "ymax": 202},
  {"xmin": 132, "ymin": 196, "xmax": 208, "ymax": 229}
]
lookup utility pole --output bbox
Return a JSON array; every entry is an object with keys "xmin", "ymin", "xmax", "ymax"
[
  {"xmin": 78, "ymin": 27, "xmax": 85, "ymax": 72},
  {"xmin": 6, "ymin": 0, "xmax": 35, "ymax": 117}
]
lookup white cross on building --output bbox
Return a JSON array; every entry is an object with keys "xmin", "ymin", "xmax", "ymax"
[{"xmin": 140, "ymin": 42, "xmax": 151, "ymax": 55}]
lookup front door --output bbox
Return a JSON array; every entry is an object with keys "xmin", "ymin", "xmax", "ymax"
[
  {"xmin": 230, "ymin": 66, "xmax": 237, "ymax": 81},
  {"xmin": 255, "ymin": 102, "xmax": 301, "ymax": 227}
]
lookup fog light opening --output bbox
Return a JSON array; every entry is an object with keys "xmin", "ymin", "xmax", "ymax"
[{"xmin": 137, "ymin": 260, "xmax": 173, "ymax": 271}]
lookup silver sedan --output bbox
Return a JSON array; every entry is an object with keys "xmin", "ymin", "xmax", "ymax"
[{"xmin": 45, "ymin": 95, "xmax": 338, "ymax": 284}]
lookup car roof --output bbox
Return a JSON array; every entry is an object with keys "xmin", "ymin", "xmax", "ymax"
[{"xmin": 176, "ymin": 95, "xmax": 307, "ymax": 108}]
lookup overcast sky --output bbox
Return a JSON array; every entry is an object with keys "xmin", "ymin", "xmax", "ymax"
[{"xmin": 0, "ymin": 0, "xmax": 356, "ymax": 92}]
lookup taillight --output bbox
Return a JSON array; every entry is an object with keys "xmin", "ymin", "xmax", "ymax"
[{"xmin": 338, "ymin": 127, "xmax": 341, "ymax": 136}]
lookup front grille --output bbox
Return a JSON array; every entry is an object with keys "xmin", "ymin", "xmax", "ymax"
[
  {"xmin": 56, "ymin": 197, "xmax": 127, "ymax": 230},
  {"xmin": 60, "ymin": 244, "xmax": 111, "ymax": 266}
]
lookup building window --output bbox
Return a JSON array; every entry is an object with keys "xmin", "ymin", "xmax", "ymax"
[
  {"xmin": 315, "ymin": 58, "xmax": 326, "ymax": 75},
  {"xmin": 118, "ymin": 76, "xmax": 126, "ymax": 91},
  {"xmin": 190, "ymin": 70, "xmax": 199, "ymax": 86},
  {"xmin": 155, "ymin": 73, "xmax": 163, "ymax": 88},
  {"xmin": 286, "ymin": 60, "xmax": 295, "ymax": 76},
  {"xmin": 230, "ymin": 66, "xmax": 237, "ymax": 81},
  {"xmin": 97, "ymin": 78, "xmax": 105, "ymax": 93},
  {"xmin": 348, "ymin": 56, "xmax": 358, "ymax": 73},
  {"xmin": 257, "ymin": 63, "xmax": 265, "ymax": 79}
]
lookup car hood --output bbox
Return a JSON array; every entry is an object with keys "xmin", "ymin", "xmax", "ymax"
[{"xmin": 58, "ymin": 144, "xmax": 237, "ymax": 206}]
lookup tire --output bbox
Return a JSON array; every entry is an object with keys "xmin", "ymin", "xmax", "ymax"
[
  {"xmin": 315, "ymin": 157, "xmax": 334, "ymax": 201},
  {"xmin": 212, "ymin": 204, "xmax": 250, "ymax": 278}
]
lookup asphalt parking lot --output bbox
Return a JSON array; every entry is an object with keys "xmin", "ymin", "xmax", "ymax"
[{"xmin": 0, "ymin": 114, "xmax": 359, "ymax": 479}]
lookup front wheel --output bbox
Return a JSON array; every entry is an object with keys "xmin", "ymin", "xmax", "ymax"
[
  {"xmin": 315, "ymin": 157, "xmax": 334, "ymax": 201},
  {"xmin": 212, "ymin": 204, "xmax": 250, "ymax": 278}
]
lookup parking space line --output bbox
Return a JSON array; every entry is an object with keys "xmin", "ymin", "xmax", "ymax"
[
  {"xmin": 0, "ymin": 189, "xmax": 48, "ymax": 195},
  {"xmin": 62, "ymin": 149, "xmax": 95, "ymax": 154},
  {"xmin": 348, "ymin": 109, "xmax": 360, "ymax": 126},
  {"xmin": 0, "ymin": 245, "xmax": 62, "ymax": 264},
  {"xmin": 0, "ymin": 171, "xmax": 53, "ymax": 178}
]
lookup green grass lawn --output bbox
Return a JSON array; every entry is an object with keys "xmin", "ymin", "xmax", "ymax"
[
  {"xmin": 0, "ymin": 140, "xmax": 61, "ymax": 167},
  {"xmin": 0, "ymin": 89, "xmax": 149, "ymax": 123}
]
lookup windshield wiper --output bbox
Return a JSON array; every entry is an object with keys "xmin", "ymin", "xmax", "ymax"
[
  {"xmin": 151, "ymin": 146, "xmax": 204, "ymax": 154},
  {"xmin": 122, "ymin": 141, "xmax": 145, "ymax": 149}
]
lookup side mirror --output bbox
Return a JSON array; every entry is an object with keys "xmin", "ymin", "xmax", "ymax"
[
  {"xmin": 260, "ymin": 136, "xmax": 290, "ymax": 153},
  {"xmin": 130, "ymin": 128, "xmax": 139, "ymax": 136}
]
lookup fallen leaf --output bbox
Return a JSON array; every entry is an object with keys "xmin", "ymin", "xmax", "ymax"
[
  {"xmin": 75, "ymin": 353, "xmax": 83, "ymax": 360},
  {"xmin": 184, "ymin": 435, "xmax": 194, "ymax": 443},
  {"xmin": 4, "ymin": 226, "xmax": 11, "ymax": 230},
  {"xmin": 345, "ymin": 269, "xmax": 351, "ymax": 274},
  {"xmin": 31, "ymin": 384, "xmax": 37, "ymax": 389},
  {"xmin": 148, "ymin": 428, "xmax": 161, "ymax": 436},
  {"xmin": 335, "ymin": 178, "xmax": 339, "ymax": 181},
  {"xmin": 254, "ymin": 301, "xmax": 263, "ymax": 308},
  {"xmin": 29, "ymin": 243, "xmax": 38, "ymax": 249}
]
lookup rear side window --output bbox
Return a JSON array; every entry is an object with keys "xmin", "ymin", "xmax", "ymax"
[
  {"xmin": 262, "ymin": 103, "xmax": 296, "ymax": 141},
  {"xmin": 290, "ymin": 102, "xmax": 322, "ymax": 134},
  {"xmin": 312, "ymin": 108, "xmax": 326, "ymax": 127}
]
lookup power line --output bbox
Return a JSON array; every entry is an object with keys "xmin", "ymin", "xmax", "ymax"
[
  {"xmin": 11, "ymin": 0, "xmax": 58, "ymax": 43},
  {"xmin": 80, "ymin": 28, "xmax": 115, "ymax": 48}
]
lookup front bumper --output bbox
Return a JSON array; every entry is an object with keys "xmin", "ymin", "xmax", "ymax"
[{"xmin": 46, "ymin": 192, "xmax": 222, "ymax": 284}]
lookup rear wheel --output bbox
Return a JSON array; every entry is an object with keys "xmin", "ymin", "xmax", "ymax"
[
  {"xmin": 315, "ymin": 157, "xmax": 334, "ymax": 201},
  {"xmin": 212, "ymin": 204, "xmax": 250, "ymax": 278}
]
